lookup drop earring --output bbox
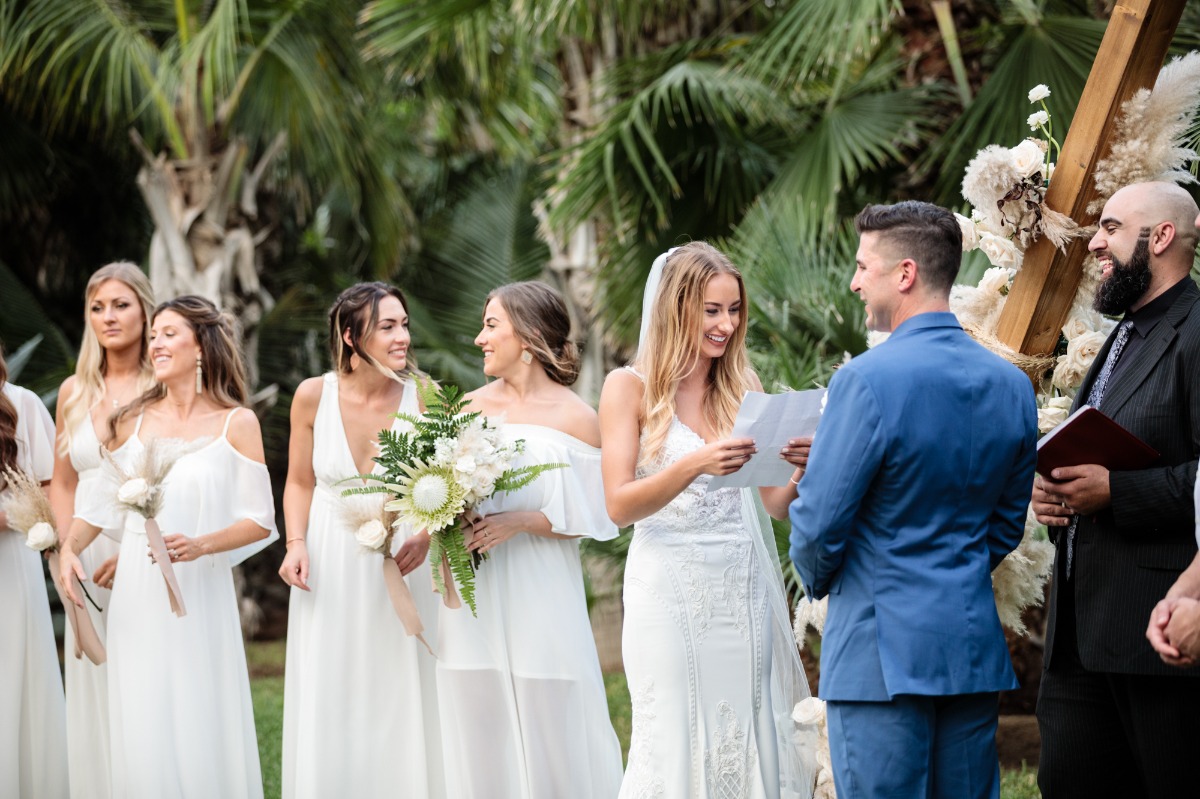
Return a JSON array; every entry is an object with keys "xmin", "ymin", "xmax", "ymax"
[
  {"xmin": 520, "ymin": 350, "xmax": 533, "ymax": 365},
  {"xmin": 195, "ymin": 355, "xmax": 203, "ymax": 395}
]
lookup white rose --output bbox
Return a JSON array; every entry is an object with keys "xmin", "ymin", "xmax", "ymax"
[
  {"xmin": 977, "ymin": 266, "xmax": 1012, "ymax": 296},
  {"xmin": 1027, "ymin": 110, "xmax": 1049, "ymax": 131},
  {"xmin": 117, "ymin": 477, "xmax": 152, "ymax": 506},
  {"xmin": 454, "ymin": 455, "xmax": 478, "ymax": 475},
  {"xmin": 355, "ymin": 519, "xmax": 388, "ymax": 550},
  {"xmin": 792, "ymin": 696, "xmax": 826, "ymax": 727},
  {"xmin": 977, "ymin": 233, "xmax": 1021, "ymax": 270},
  {"xmin": 25, "ymin": 521, "xmax": 57, "ymax": 552},
  {"xmin": 1028, "ymin": 84, "xmax": 1051, "ymax": 103},
  {"xmin": 1052, "ymin": 330, "xmax": 1106, "ymax": 391},
  {"xmin": 1010, "ymin": 139, "xmax": 1045, "ymax": 179},
  {"xmin": 954, "ymin": 213, "xmax": 979, "ymax": 252},
  {"xmin": 1037, "ymin": 396, "xmax": 1073, "ymax": 434},
  {"xmin": 1061, "ymin": 315, "xmax": 1093, "ymax": 341},
  {"xmin": 393, "ymin": 418, "xmax": 416, "ymax": 437}
]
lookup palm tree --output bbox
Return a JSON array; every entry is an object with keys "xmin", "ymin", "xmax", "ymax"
[{"xmin": 0, "ymin": 0, "xmax": 411, "ymax": 385}]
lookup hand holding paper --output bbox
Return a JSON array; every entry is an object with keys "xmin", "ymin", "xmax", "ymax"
[{"xmin": 708, "ymin": 387, "xmax": 828, "ymax": 490}]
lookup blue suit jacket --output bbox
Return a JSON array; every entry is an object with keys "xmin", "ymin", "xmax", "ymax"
[{"xmin": 789, "ymin": 312, "xmax": 1036, "ymax": 701}]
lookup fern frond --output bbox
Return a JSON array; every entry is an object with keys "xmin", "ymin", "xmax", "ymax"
[
  {"xmin": 492, "ymin": 462, "xmax": 567, "ymax": 495},
  {"xmin": 435, "ymin": 527, "xmax": 481, "ymax": 615}
]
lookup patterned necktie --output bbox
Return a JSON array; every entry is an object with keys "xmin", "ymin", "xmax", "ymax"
[{"xmin": 1065, "ymin": 320, "xmax": 1133, "ymax": 579}]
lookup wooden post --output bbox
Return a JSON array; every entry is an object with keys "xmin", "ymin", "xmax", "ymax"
[{"xmin": 996, "ymin": 0, "xmax": 1187, "ymax": 356}]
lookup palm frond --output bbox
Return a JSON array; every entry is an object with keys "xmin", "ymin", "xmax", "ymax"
[{"xmin": 919, "ymin": 11, "xmax": 1106, "ymax": 204}]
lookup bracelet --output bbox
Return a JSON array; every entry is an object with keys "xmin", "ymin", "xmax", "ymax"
[{"xmin": 285, "ymin": 537, "xmax": 306, "ymax": 545}]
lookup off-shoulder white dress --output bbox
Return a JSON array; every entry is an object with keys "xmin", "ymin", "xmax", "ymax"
[
  {"xmin": 0, "ymin": 382, "xmax": 68, "ymax": 798},
  {"xmin": 282, "ymin": 374, "xmax": 444, "ymax": 798},
  {"xmin": 437, "ymin": 424, "xmax": 624, "ymax": 798},
  {"xmin": 64, "ymin": 414, "xmax": 123, "ymax": 799},
  {"xmin": 107, "ymin": 408, "xmax": 277, "ymax": 799}
]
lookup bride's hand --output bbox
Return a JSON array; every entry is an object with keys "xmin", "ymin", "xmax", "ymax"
[
  {"xmin": 394, "ymin": 531, "xmax": 430, "ymax": 576},
  {"xmin": 689, "ymin": 437, "xmax": 757, "ymax": 477},
  {"xmin": 58, "ymin": 547, "xmax": 88, "ymax": 608},
  {"xmin": 467, "ymin": 512, "xmax": 528, "ymax": 554},
  {"xmin": 780, "ymin": 436, "xmax": 813, "ymax": 470}
]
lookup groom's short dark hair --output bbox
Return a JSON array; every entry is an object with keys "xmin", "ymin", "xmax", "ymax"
[{"xmin": 854, "ymin": 201, "xmax": 962, "ymax": 293}]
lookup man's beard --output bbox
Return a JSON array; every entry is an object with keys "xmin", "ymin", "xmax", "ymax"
[{"xmin": 1093, "ymin": 238, "xmax": 1152, "ymax": 315}]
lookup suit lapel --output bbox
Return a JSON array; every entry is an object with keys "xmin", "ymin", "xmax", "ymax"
[
  {"xmin": 1100, "ymin": 283, "xmax": 1199, "ymax": 418},
  {"xmin": 1073, "ymin": 333, "xmax": 1114, "ymax": 413}
]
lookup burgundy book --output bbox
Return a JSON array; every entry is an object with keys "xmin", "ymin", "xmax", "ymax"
[{"xmin": 1036, "ymin": 405, "xmax": 1159, "ymax": 476}]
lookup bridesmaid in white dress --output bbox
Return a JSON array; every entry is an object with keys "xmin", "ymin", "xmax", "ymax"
[
  {"xmin": 279, "ymin": 282, "xmax": 443, "ymax": 798},
  {"xmin": 50, "ymin": 262, "xmax": 156, "ymax": 799},
  {"xmin": 599, "ymin": 243, "xmax": 815, "ymax": 798},
  {"xmin": 438, "ymin": 281, "xmax": 623, "ymax": 798},
  {"xmin": 0, "ymin": 350, "xmax": 68, "ymax": 798},
  {"xmin": 59, "ymin": 295, "xmax": 277, "ymax": 799}
]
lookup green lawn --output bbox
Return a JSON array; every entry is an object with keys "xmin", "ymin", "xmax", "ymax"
[{"xmin": 247, "ymin": 641, "xmax": 1040, "ymax": 799}]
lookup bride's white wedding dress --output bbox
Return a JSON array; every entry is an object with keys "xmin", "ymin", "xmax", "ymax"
[{"xmin": 620, "ymin": 415, "xmax": 814, "ymax": 799}]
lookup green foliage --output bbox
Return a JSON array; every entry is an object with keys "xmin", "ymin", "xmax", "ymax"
[{"xmin": 433, "ymin": 525, "xmax": 481, "ymax": 615}]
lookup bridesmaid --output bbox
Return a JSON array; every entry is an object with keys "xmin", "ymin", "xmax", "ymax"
[
  {"xmin": 437, "ymin": 281, "xmax": 623, "ymax": 798},
  {"xmin": 279, "ymin": 282, "xmax": 444, "ymax": 798},
  {"xmin": 59, "ymin": 296, "xmax": 277, "ymax": 799},
  {"xmin": 49, "ymin": 261, "xmax": 155, "ymax": 799},
  {"xmin": 0, "ymin": 347, "xmax": 68, "ymax": 798}
]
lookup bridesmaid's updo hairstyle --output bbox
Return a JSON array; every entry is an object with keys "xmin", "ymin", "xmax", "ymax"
[
  {"xmin": 108, "ymin": 296, "xmax": 248, "ymax": 441},
  {"xmin": 328, "ymin": 282, "xmax": 418, "ymax": 379},
  {"xmin": 485, "ymin": 281, "xmax": 580, "ymax": 386},
  {"xmin": 0, "ymin": 347, "xmax": 18, "ymax": 475}
]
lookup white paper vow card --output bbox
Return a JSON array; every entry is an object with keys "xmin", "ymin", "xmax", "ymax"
[{"xmin": 707, "ymin": 387, "xmax": 828, "ymax": 491}]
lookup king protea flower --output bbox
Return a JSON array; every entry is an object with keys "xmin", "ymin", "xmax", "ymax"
[{"xmin": 383, "ymin": 461, "xmax": 467, "ymax": 533}]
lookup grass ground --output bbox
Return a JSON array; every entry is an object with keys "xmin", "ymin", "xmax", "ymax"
[{"xmin": 247, "ymin": 641, "xmax": 1040, "ymax": 799}]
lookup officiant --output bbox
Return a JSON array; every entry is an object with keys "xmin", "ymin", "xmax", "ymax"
[
  {"xmin": 1032, "ymin": 181, "xmax": 1200, "ymax": 799},
  {"xmin": 789, "ymin": 201, "xmax": 1037, "ymax": 799}
]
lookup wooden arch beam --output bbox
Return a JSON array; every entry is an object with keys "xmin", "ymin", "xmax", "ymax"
[{"xmin": 996, "ymin": 0, "xmax": 1188, "ymax": 357}]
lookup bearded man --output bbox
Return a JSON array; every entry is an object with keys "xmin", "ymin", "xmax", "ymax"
[{"xmin": 1033, "ymin": 181, "xmax": 1200, "ymax": 798}]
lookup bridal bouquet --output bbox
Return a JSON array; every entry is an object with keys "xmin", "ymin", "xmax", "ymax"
[
  {"xmin": 3, "ymin": 467, "xmax": 106, "ymax": 663},
  {"xmin": 103, "ymin": 438, "xmax": 203, "ymax": 618},
  {"xmin": 345, "ymin": 381, "xmax": 564, "ymax": 615}
]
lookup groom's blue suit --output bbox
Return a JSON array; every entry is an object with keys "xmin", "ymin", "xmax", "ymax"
[{"xmin": 790, "ymin": 312, "xmax": 1037, "ymax": 798}]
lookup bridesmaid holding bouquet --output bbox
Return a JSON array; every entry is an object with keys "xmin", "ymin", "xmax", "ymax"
[
  {"xmin": 279, "ymin": 282, "xmax": 444, "ymax": 798},
  {"xmin": 0, "ymin": 347, "xmax": 67, "ymax": 798},
  {"xmin": 59, "ymin": 296, "xmax": 277, "ymax": 799}
]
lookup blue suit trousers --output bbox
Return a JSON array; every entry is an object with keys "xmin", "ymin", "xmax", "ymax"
[{"xmin": 827, "ymin": 692, "xmax": 1000, "ymax": 799}]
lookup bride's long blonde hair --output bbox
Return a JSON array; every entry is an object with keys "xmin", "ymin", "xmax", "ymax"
[
  {"xmin": 59, "ymin": 262, "xmax": 156, "ymax": 454},
  {"xmin": 634, "ymin": 242, "xmax": 750, "ymax": 467}
]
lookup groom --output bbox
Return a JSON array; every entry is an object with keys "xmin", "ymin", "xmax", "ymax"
[{"xmin": 789, "ymin": 201, "xmax": 1037, "ymax": 799}]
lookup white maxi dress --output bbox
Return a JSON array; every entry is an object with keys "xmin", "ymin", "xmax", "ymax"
[
  {"xmin": 620, "ymin": 416, "xmax": 814, "ymax": 799},
  {"xmin": 282, "ymin": 373, "xmax": 444, "ymax": 798},
  {"xmin": 65, "ymin": 414, "xmax": 123, "ymax": 799},
  {"xmin": 437, "ymin": 423, "xmax": 624, "ymax": 799},
  {"xmin": 106, "ymin": 408, "xmax": 277, "ymax": 799},
  {"xmin": 0, "ymin": 382, "xmax": 68, "ymax": 799}
]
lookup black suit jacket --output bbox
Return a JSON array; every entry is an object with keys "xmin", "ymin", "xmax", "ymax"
[{"xmin": 1044, "ymin": 278, "xmax": 1200, "ymax": 676}]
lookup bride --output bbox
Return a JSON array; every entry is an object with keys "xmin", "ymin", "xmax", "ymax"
[{"xmin": 599, "ymin": 242, "xmax": 815, "ymax": 798}]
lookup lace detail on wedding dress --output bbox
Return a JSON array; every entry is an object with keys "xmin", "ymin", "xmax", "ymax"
[
  {"xmin": 627, "ymin": 680, "xmax": 666, "ymax": 799},
  {"xmin": 637, "ymin": 419, "xmax": 746, "ymax": 646},
  {"xmin": 706, "ymin": 701, "xmax": 758, "ymax": 799},
  {"xmin": 721, "ymin": 541, "xmax": 751, "ymax": 641}
]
